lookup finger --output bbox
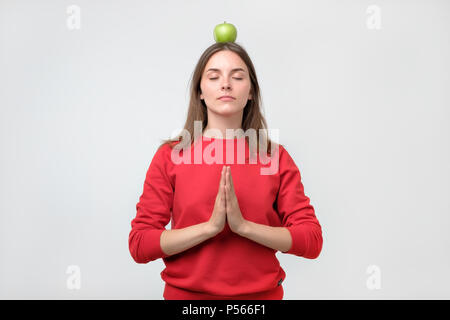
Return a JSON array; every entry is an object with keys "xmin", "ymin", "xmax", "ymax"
[
  {"xmin": 225, "ymin": 179, "xmax": 230, "ymax": 202},
  {"xmin": 217, "ymin": 168, "xmax": 225, "ymax": 201},
  {"xmin": 222, "ymin": 183, "xmax": 228, "ymax": 207},
  {"xmin": 221, "ymin": 166, "xmax": 227, "ymax": 188},
  {"xmin": 222, "ymin": 167, "xmax": 227, "ymax": 193},
  {"xmin": 220, "ymin": 185, "xmax": 226, "ymax": 207},
  {"xmin": 218, "ymin": 167, "xmax": 224, "ymax": 194},
  {"xmin": 223, "ymin": 166, "xmax": 227, "ymax": 187},
  {"xmin": 227, "ymin": 166, "xmax": 234, "ymax": 194}
]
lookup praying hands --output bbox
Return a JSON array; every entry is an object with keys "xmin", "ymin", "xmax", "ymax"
[{"xmin": 206, "ymin": 165, "xmax": 292, "ymax": 253}]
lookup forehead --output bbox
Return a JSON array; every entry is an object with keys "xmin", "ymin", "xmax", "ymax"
[{"xmin": 204, "ymin": 51, "xmax": 248, "ymax": 73}]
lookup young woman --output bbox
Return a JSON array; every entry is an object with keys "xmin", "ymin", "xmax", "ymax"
[{"xmin": 128, "ymin": 41, "xmax": 323, "ymax": 300}]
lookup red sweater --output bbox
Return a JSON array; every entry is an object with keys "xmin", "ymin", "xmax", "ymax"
[{"xmin": 128, "ymin": 136, "xmax": 323, "ymax": 299}]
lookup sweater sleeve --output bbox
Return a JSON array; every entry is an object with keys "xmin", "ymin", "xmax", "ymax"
[
  {"xmin": 128, "ymin": 144, "xmax": 173, "ymax": 263},
  {"xmin": 276, "ymin": 145, "xmax": 323, "ymax": 259}
]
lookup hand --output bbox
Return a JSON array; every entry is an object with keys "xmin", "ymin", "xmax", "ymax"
[
  {"xmin": 206, "ymin": 166, "xmax": 227, "ymax": 236},
  {"xmin": 225, "ymin": 166, "xmax": 247, "ymax": 235}
]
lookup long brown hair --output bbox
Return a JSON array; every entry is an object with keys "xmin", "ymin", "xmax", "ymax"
[{"xmin": 158, "ymin": 41, "xmax": 276, "ymax": 157}]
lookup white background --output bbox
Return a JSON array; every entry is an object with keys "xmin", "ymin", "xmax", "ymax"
[{"xmin": 1, "ymin": 0, "xmax": 449, "ymax": 299}]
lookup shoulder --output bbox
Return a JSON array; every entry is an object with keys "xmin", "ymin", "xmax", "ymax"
[
  {"xmin": 271, "ymin": 142, "xmax": 289, "ymax": 161},
  {"xmin": 275, "ymin": 143, "xmax": 299, "ymax": 171},
  {"xmin": 154, "ymin": 140, "xmax": 181, "ymax": 158},
  {"xmin": 147, "ymin": 142, "xmax": 178, "ymax": 186},
  {"xmin": 148, "ymin": 142, "xmax": 178, "ymax": 172}
]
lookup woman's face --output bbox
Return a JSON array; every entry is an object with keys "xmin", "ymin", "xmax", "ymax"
[{"xmin": 200, "ymin": 50, "xmax": 252, "ymax": 116}]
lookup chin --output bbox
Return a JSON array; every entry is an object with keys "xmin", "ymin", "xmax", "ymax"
[
  {"xmin": 221, "ymin": 101, "xmax": 246, "ymax": 110},
  {"xmin": 211, "ymin": 105, "xmax": 240, "ymax": 115}
]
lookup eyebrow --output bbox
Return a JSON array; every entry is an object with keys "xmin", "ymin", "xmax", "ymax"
[{"xmin": 206, "ymin": 68, "xmax": 246, "ymax": 74}]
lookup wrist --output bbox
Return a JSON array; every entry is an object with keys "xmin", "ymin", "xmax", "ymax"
[
  {"xmin": 237, "ymin": 220, "xmax": 250, "ymax": 237},
  {"xmin": 203, "ymin": 222, "xmax": 219, "ymax": 238}
]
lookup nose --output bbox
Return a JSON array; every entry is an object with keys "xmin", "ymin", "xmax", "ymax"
[{"xmin": 221, "ymin": 80, "xmax": 231, "ymax": 90}]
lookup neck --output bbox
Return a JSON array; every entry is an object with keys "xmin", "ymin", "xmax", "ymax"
[{"xmin": 203, "ymin": 110, "xmax": 244, "ymax": 139}]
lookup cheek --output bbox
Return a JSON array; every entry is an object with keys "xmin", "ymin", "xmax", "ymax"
[
  {"xmin": 202, "ymin": 83, "xmax": 216, "ymax": 98},
  {"xmin": 238, "ymin": 83, "xmax": 251, "ymax": 97}
]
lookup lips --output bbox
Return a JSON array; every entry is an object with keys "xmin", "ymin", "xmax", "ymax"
[{"xmin": 218, "ymin": 96, "xmax": 235, "ymax": 101}]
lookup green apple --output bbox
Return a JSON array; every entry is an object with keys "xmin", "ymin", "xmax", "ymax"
[{"xmin": 213, "ymin": 21, "xmax": 237, "ymax": 43}]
